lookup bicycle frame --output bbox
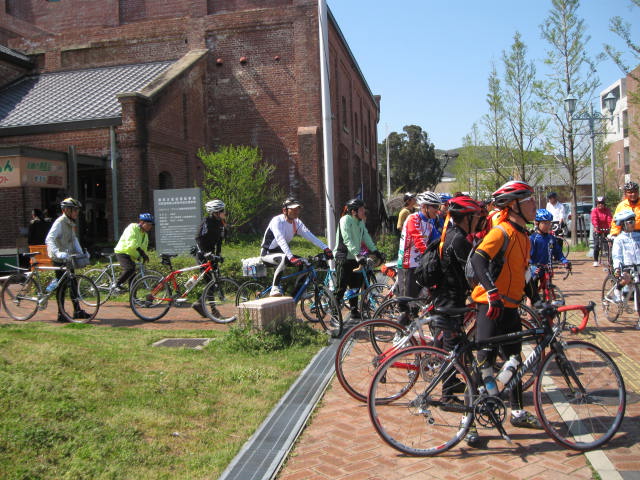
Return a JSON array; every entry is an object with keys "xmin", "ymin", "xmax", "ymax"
[
  {"xmin": 151, "ymin": 260, "xmax": 216, "ymax": 301},
  {"xmin": 257, "ymin": 262, "xmax": 320, "ymax": 303}
]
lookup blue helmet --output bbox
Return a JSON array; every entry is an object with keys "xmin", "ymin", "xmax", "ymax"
[
  {"xmin": 139, "ymin": 213, "xmax": 154, "ymax": 224},
  {"xmin": 535, "ymin": 209, "xmax": 553, "ymax": 222}
]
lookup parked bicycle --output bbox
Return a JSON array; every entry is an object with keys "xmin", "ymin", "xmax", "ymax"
[
  {"xmin": 367, "ymin": 301, "xmax": 624, "ymax": 455},
  {"xmin": 551, "ymin": 221, "xmax": 571, "ymax": 258},
  {"xmin": 594, "ymin": 228, "xmax": 613, "ymax": 272},
  {"xmin": 235, "ymin": 253, "xmax": 342, "ymax": 336},
  {"xmin": 1, "ymin": 252, "xmax": 100, "ymax": 323},
  {"xmin": 601, "ymin": 263, "xmax": 640, "ymax": 328},
  {"xmin": 83, "ymin": 252, "xmax": 163, "ymax": 305},
  {"xmin": 129, "ymin": 253, "xmax": 239, "ymax": 323}
]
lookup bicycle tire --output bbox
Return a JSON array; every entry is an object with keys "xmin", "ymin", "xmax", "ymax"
[
  {"xmin": 201, "ymin": 277, "xmax": 240, "ymax": 323},
  {"xmin": 57, "ymin": 274, "xmax": 100, "ymax": 323},
  {"xmin": 368, "ymin": 345, "xmax": 474, "ymax": 456},
  {"xmin": 534, "ymin": 340, "xmax": 626, "ymax": 451},
  {"xmin": 129, "ymin": 275, "xmax": 172, "ymax": 321},
  {"xmin": 316, "ymin": 285, "xmax": 343, "ymax": 337},
  {"xmin": 336, "ymin": 318, "xmax": 418, "ymax": 402},
  {"xmin": 235, "ymin": 280, "xmax": 267, "ymax": 306},
  {"xmin": 360, "ymin": 282, "xmax": 394, "ymax": 319},
  {"xmin": 560, "ymin": 237, "xmax": 570, "ymax": 259},
  {"xmin": 84, "ymin": 268, "xmax": 114, "ymax": 305},
  {"xmin": 371, "ymin": 296, "xmax": 429, "ymax": 323},
  {"xmin": 1, "ymin": 273, "xmax": 39, "ymax": 321},
  {"xmin": 300, "ymin": 282, "xmax": 321, "ymax": 323},
  {"xmin": 601, "ymin": 274, "xmax": 622, "ymax": 323}
]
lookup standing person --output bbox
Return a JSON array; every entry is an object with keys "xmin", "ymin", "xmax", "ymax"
[
  {"xmin": 591, "ymin": 196, "xmax": 613, "ymax": 266},
  {"xmin": 260, "ymin": 197, "xmax": 332, "ymax": 297},
  {"xmin": 396, "ymin": 193, "xmax": 417, "ymax": 231},
  {"xmin": 545, "ymin": 192, "xmax": 566, "ymax": 230},
  {"xmin": 395, "ymin": 191, "xmax": 442, "ymax": 325},
  {"xmin": 610, "ymin": 210, "xmax": 640, "ymax": 330},
  {"xmin": 113, "ymin": 213, "xmax": 154, "ymax": 294},
  {"xmin": 45, "ymin": 198, "xmax": 90, "ymax": 322},
  {"xmin": 470, "ymin": 180, "xmax": 543, "ymax": 431},
  {"xmin": 27, "ymin": 208, "xmax": 51, "ymax": 245},
  {"xmin": 611, "ymin": 181, "xmax": 640, "ymax": 235},
  {"xmin": 430, "ymin": 195, "xmax": 484, "ymax": 447},
  {"xmin": 334, "ymin": 198, "xmax": 382, "ymax": 320}
]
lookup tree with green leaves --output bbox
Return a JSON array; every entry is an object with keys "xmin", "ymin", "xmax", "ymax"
[
  {"xmin": 197, "ymin": 145, "xmax": 282, "ymax": 229},
  {"xmin": 482, "ymin": 63, "xmax": 510, "ymax": 187},
  {"xmin": 377, "ymin": 125, "xmax": 444, "ymax": 193},
  {"xmin": 534, "ymin": 0, "xmax": 600, "ymax": 243}
]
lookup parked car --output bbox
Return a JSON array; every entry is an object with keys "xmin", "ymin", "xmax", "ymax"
[{"xmin": 563, "ymin": 202, "xmax": 592, "ymax": 236}]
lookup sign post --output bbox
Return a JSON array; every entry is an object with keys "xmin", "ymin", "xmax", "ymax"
[{"xmin": 153, "ymin": 188, "xmax": 202, "ymax": 255}]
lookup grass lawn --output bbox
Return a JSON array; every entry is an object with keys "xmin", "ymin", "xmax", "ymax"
[{"xmin": 0, "ymin": 322, "xmax": 326, "ymax": 480}]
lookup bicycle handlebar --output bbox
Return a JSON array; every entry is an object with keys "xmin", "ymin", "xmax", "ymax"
[{"xmin": 536, "ymin": 300, "xmax": 596, "ymax": 333}]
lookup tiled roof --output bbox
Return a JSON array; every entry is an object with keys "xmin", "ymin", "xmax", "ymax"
[
  {"xmin": 0, "ymin": 61, "xmax": 173, "ymax": 129},
  {"xmin": 0, "ymin": 44, "xmax": 32, "ymax": 65}
]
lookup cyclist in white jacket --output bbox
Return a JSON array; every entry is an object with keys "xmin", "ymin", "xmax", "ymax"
[{"xmin": 260, "ymin": 197, "xmax": 332, "ymax": 296}]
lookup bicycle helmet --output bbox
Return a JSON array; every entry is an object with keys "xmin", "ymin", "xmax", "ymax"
[
  {"xmin": 492, "ymin": 181, "xmax": 534, "ymax": 208},
  {"xmin": 416, "ymin": 191, "xmax": 442, "ymax": 206},
  {"xmin": 624, "ymin": 181, "xmax": 639, "ymax": 192},
  {"xmin": 547, "ymin": 191, "xmax": 558, "ymax": 199},
  {"xmin": 447, "ymin": 195, "xmax": 481, "ymax": 214},
  {"xmin": 439, "ymin": 193, "xmax": 452, "ymax": 203},
  {"xmin": 403, "ymin": 192, "xmax": 416, "ymax": 203},
  {"xmin": 596, "ymin": 196, "xmax": 605, "ymax": 204},
  {"xmin": 614, "ymin": 209, "xmax": 636, "ymax": 226},
  {"xmin": 205, "ymin": 199, "xmax": 225, "ymax": 213},
  {"xmin": 346, "ymin": 198, "xmax": 365, "ymax": 211},
  {"xmin": 139, "ymin": 213, "xmax": 154, "ymax": 224},
  {"xmin": 282, "ymin": 197, "xmax": 301, "ymax": 209},
  {"xmin": 60, "ymin": 197, "xmax": 82, "ymax": 209},
  {"xmin": 535, "ymin": 209, "xmax": 553, "ymax": 222}
]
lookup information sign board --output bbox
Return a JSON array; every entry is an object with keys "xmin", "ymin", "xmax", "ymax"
[{"xmin": 153, "ymin": 188, "xmax": 202, "ymax": 255}]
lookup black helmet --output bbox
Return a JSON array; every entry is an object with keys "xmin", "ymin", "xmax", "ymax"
[
  {"xmin": 282, "ymin": 197, "xmax": 301, "ymax": 209},
  {"xmin": 547, "ymin": 191, "xmax": 558, "ymax": 199},
  {"xmin": 346, "ymin": 198, "xmax": 365, "ymax": 211},
  {"xmin": 624, "ymin": 181, "xmax": 639, "ymax": 192},
  {"xmin": 60, "ymin": 197, "xmax": 82, "ymax": 209}
]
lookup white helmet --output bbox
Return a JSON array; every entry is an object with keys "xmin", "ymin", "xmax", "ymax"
[
  {"xmin": 614, "ymin": 209, "xmax": 635, "ymax": 226},
  {"xmin": 416, "ymin": 191, "xmax": 442, "ymax": 206},
  {"xmin": 205, "ymin": 199, "xmax": 225, "ymax": 214}
]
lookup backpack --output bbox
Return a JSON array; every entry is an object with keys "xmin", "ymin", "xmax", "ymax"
[
  {"xmin": 464, "ymin": 224, "xmax": 509, "ymax": 289},
  {"xmin": 415, "ymin": 238, "xmax": 444, "ymax": 289}
]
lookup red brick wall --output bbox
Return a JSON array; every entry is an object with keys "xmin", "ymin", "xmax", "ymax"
[{"xmin": 6, "ymin": 0, "xmax": 120, "ymax": 31}]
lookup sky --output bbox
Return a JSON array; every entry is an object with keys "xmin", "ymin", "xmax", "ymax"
[{"xmin": 328, "ymin": 0, "xmax": 640, "ymax": 151}]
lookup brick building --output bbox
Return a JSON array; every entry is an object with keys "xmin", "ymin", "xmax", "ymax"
[{"xmin": 0, "ymin": 0, "xmax": 380, "ymax": 251}]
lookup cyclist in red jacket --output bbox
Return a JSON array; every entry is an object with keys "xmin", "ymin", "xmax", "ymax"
[{"xmin": 591, "ymin": 196, "xmax": 612, "ymax": 267}]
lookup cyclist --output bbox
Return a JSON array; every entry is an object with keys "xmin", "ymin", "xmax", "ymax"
[
  {"xmin": 610, "ymin": 210, "xmax": 640, "ymax": 325},
  {"xmin": 396, "ymin": 192, "xmax": 416, "ymax": 231},
  {"xmin": 260, "ymin": 197, "xmax": 332, "ymax": 297},
  {"xmin": 545, "ymin": 191, "xmax": 566, "ymax": 232},
  {"xmin": 611, "ymin": 181, "xmax": 640, "ymax": 236},
  {"xmin": 591, "ymin": 196, "xmax": 612, "ymax": 267},
  {"xmin": 334, "ymin": 198, "xmax": 381, "ymax": 320},
  {"xmin": 45, "ymin": 197, "xmax": 90, "ymax": 322},
  {"xmin": 526, "ymin": 209, "xmax": 570, "ymax": 304},
  {"xmin": 470, "ymin": 180, "xmax": 543, "ymax": 431},
  {"xmin": 113, "ymin": 213, "xmax": 154, "ymax": 294},
  {"xmin": 430, "ymin": 194, "xmax": 484, "ymax": 447},
  {"xmin": 396, "ymin": 191, "xmax": 442, "ymax": 325}
]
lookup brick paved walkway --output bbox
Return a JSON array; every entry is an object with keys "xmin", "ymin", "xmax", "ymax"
[{"xmin": 277, "ymin": 254, "xmax": 640, "ymax": 480}]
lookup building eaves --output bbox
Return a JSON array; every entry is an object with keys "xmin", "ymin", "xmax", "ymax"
[
  {"xmin": 0, "ymin": 44, "xmax": 33, "ymax": 68},
  {"xmin": 0, "ymin": 60, "xmax": 174, "ymax": 135}
]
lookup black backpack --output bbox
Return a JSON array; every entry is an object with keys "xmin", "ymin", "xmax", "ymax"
[
  {"xmin": 415, "ymin": 238, "xmax": 444, "ymax": 289},
  {"xmin": 464, "ymin": 225, "xmax": 509, "ymax": 289}
]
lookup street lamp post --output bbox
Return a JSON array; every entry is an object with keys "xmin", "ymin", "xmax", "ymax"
[{"xmin": 564, "ymin": 92, "xmax": 617, "ymax": 203}]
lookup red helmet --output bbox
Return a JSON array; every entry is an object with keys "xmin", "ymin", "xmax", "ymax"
[
  {"xmin": 447, "ymin": 195, "xmax": 482, "ymax": 214},
  {"xmin": 492, "ymin": 181, "xmax": 534, "ymax": 208}
]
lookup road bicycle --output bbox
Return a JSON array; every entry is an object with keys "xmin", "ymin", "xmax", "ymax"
[
  {"xmin": 235, "ymin": 253, "xmax": 342, "ymax": 336},
  {"xmin": 338, "ymin": 300, "xmax": 542, "ymax": 403},
  {"xmin": 129, "ymin": 253, "xmax": 239, "ymax": 322},
  {"xmin": 601, "ymin": 263, "xmax": 640, "ymax": 328},
  {"xmin": 530, "ymin": 261, "xmax": 570, "ymax": 306},
  {"xmin": 83, "ymin": 252, "xmax": 163, "ymax": 305},
  {"xmin": 1, "ymin": 252, "xmax": 100, "ymax": 323},
  {"xmin": 367, "ymin": 300, "xmax": 624, "ymax": 455},
  {"xmin": 551, "ymin": 221, "xmax": 571, "ymax": 259}
]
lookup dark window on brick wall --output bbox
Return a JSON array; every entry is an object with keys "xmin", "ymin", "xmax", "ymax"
[
  {"xmin": 159, "ymin": 171, "xmax": 173, "ymax": 190},
  {"xmin": 341, "ymin": 97, "xmax": 348, "ymax": 131}
]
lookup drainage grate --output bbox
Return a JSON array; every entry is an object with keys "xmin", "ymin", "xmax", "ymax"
[{"xmin": 152, "ymin": 338, "xmax": 212, "ymax": 349}]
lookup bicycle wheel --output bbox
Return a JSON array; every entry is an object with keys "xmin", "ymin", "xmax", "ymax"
[
  {"xmin": 299, "ymin": 281, "xmax": 321, "ymax": 323},
  {"xmin": 336, "ymin": 319, "xmax": 418, "ymax": 402},
  {"xmin": 57, "ymin": 275, "xmax": 99, "ymax": 323},
  {"xmin": 372, "ymin": 296, "xmax": 429, "ymax": 323},
  {"xmin": 534, "ymin": 340, "xmax": 626, "ymax": 451},
  {"xmin": 1, "ymin": 273, "xmax": 39, "ymax": 321},
  {"xmin": 560, "ymin": 237, "xmax": 570, "ymax": 259},
  {"xmin": 129, "ymin": 275, "xmax": 172, "ymax": 321},
  {"xmin": 360, "ymin": 282, "xmax": 393, "ymax": 319},
  {"xmin": 84, "ymin": 268, "xmax": 114, "ymax": 305},
  {"xmin": 368, "ymin": 345, "xmax": 474, "ymax": 456},
  {"xmin": 235, "ymin": 280, "xmax": 267, "ymax": 305},
  {"xmin": 601, "ymin": 274, "xmax": 622, "ymax": 323},
  {"xmin": 201, "ymin": 277, "xmax": 240, "ymax": 323},
  {"xmin": 545, "ymin": 283, "xmax": 565, "ymax": 306},
  {"xmin": 316, "ymin": 285, "xmax": 343, "ymax": 337},
  {"xmin": 518, "ymin": 303, "xmax": 543, "ymax": 392}
]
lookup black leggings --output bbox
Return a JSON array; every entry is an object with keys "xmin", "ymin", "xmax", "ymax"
[{"xmin": 475, "ymin": 304, "xmax": 523, "ymax": 409}]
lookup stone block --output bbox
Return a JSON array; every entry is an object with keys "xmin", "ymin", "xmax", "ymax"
[{"xmin": 237, "ymin": 296, "xmax": 295, "ymax": 331}]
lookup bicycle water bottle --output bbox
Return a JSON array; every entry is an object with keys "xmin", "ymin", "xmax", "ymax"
[
  {"xmin": 481, "ymin": 367, "xmax": 498, "ymax": 396},
  {"xmin": 496, "ymin": 355, "xmax": 520, "ymax": 384},
  {"xmin": 185, "ymin": 275, "xmax": 198, "ymax": 290},
  {"xmin": 45, "ymin": 278, "xmax": 59, "ymax": 293}
]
